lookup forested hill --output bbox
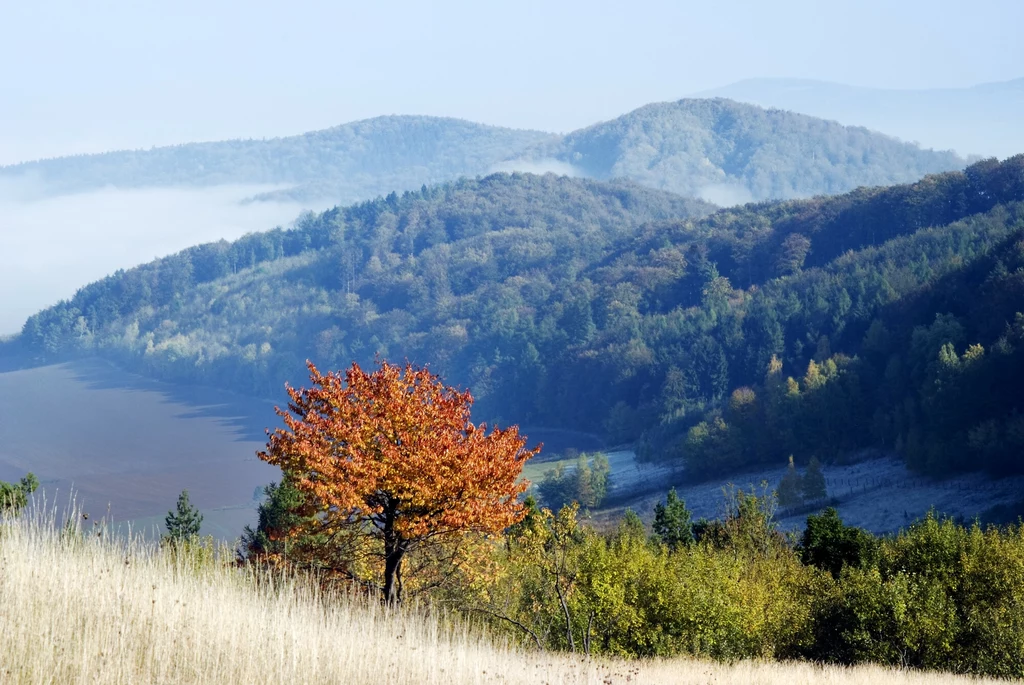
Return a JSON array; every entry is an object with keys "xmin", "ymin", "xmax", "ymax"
[
  {"xmin": 696, "ymin": 77, "xmax": 1024, "ymax": 159},
  {"xmin": 518, "ymin": 98, "xmax": 964, "ymax": 202},
  {"xmin": 2, "ymin": 100, "xmax": 964, "ymax": 207},
  {"xmin": 14, "ymin": 157, "xmax": 1024, "ymax": 479},
  {"xmin": 0, "ymin": 116, "xmax": 554, "ymax": 205}
]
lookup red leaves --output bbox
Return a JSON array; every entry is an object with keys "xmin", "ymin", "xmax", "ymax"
[{"xmin": 258, "ymin": 359, "xmax": 540, "ymax": 549}]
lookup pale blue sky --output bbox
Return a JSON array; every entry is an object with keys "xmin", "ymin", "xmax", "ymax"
[{"xmin": 1, "ymin": 0, "xmax": 1022, "ymax": 164}]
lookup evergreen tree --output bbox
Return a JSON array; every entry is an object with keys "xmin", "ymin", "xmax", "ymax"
[
  {"xmin": 803, "ymin": 456, "xmax": 828, "ymax": 502},
  {"xmin": 776, "ymin": 456, "xmax": 804, "ymax": 507},
  {"xmin": 652, "ymin": 488, "xmax": 694, "ymax": 549},
  {"xmin": 165, "ymin": 489, "xmax": 203, "ymax": 542}
]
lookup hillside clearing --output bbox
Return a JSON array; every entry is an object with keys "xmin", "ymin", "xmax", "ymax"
[{"xmin": 586, "ymin": 452, "xmax": 1024, "ymax": 535}]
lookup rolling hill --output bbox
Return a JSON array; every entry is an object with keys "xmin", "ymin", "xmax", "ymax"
[
  {"xmin": 0, "ymin": 116, "xmax": 554, "ymax": 205},
  {"xmin": 696, "ymin": 77, "xmax": 1024, "ymax": 159},
  {"xmin": 513, "ymin": 98, "xmax": 965, "ymax": 203}
]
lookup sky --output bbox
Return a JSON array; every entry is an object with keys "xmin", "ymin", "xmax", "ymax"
[{"xmin": 1, "ymin": 0, "xmax": 1023, "ymax": 165}]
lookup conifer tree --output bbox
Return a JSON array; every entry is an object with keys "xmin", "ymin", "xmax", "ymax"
[
  {"xmin": 652, "ymin": 488, "xmax": 694, "ymax": 549},
  {"xmin": 165, "ymin": 489, "xmax": 203, "ymax": 542},
  {"xmin": 803, "ymin": 456, "xmax": 828, "ymax": 502}
]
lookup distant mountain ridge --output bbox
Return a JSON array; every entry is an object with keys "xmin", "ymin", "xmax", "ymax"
[
  {"xmin": 695, "ymin": 77, "xmax": 1024, "ymax": 158},
  {"xmin": 0, "ymin": 116, "xmax": 555, "ymax": 205},
  {"xmin": 512, "ymin": 98, "xmax": 963, "ymax": 203},
  {"xmin": 0, "ymin": 99, "xmax": 966, "ymax": 207}
]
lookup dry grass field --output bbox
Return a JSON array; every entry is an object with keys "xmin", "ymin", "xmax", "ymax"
[{"xmin": 0, "ymin": 509, "xmax": 1008, "ymax": 685}]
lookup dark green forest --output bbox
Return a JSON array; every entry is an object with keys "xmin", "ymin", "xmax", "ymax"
[
  {"xmin": 12, "ymin": 156, "xmax": 1024, "ymax": 479},
  {"xmin": 1, "ymin": 99, "xmax": 963, "ymax": 207},
  {"xmin": 515, "ymin": 98, "xmax": 964, "ymax": 201}
]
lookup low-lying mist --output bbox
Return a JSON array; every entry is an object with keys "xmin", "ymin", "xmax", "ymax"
[{"xmin": 0, "ymin": 183, "xmax": 309, "ymax": 335}]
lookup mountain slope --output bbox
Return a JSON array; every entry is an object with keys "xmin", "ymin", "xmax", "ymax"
[
  {"xmin": 696, "ymin": 78, "xmax": 1024, "ymax": 158},
  {"xmin": 0, "ymin": 116, "xmax": 554, "ymax": 205},
  {"xmin": 13, "ymin": 173, "xmax": 713, "ymax": 404},
  {"xmin": 516, "ymin": 98, "xmax": 964, "ymax": 203},
  {"xmin": 12, "ymin": 158, "xmax": 1024, "ymax": 480}
]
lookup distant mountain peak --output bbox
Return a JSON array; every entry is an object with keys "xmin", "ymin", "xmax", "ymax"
[{"xmin": 507, "ymin": 96, "xmax": 963, "ymax": 204}]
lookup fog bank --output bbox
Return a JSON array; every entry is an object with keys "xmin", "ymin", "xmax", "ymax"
[{"xmin": 0, "ymin": 184, "xmax": 308, "ymax": 335}]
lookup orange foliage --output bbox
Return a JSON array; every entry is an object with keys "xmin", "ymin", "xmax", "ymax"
[{"xmin": 258, "ymin": 359, "xmax": 540, "ymax": 601}]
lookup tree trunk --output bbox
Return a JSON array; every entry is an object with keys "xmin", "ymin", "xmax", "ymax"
[{"xmin": 382, "ymin": 503, "xmax": 406, "ymax": 605}]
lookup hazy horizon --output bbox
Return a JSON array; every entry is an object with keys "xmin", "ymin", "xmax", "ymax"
[
  {"xmin": 2, "ymin": 74, "xmax": 1022, "ymax": 165},
  {"xmin": 2, "ymin": 0, "xmax": 1021, "ymax": 165}
]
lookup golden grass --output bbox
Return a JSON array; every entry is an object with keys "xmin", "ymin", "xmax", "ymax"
[{"xmin": 0, "ymin": 509, "xmax": 1007, "ymax": 685}]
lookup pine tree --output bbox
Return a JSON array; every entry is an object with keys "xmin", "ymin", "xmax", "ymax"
[
  {"xmin": 803, "ymin": 456, "xmax": 828, "ymax": 502},
  {"xmin": 652, "ymin": 488, "xmax": 694, "ymax": 550},
  {"xmin": 165, "ymin": 489, "xmax": 203, "ymax": 542}
]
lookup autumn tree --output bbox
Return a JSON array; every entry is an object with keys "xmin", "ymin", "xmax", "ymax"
[{"xmin": 258, "ymin": 360, "xmax": 540, "ymax": 603}]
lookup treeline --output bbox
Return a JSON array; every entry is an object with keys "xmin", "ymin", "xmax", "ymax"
[
  {"xmin": 16, "ymin": 157, "xmax": 1024, "ymax": 478},
  {"xmin": 18, "ymin": 173, "xmax": 713, "ymax": 400}
]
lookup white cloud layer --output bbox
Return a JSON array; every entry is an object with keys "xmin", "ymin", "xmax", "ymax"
[{"xmin": 0, "ymin": 184, "xmax": 308, "ymax": 335}]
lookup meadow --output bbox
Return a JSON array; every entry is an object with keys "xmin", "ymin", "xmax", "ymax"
[{"xmin": 0, "ymin": 508, "xmax": 1009, "ymax": 685}]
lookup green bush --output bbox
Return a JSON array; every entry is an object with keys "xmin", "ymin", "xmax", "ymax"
[{"xmin": 0, "ymin": 473, "xmax": 38, "ymax": 514}]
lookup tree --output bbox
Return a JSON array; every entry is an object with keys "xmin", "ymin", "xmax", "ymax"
[
  {"xmin": 652, "ymin": 488, "xmax": 693, "ymax": 549},
  {"xmin": 258, "ymin": 360, "xmax": 540, "ymax": 603},
  {"xmin": 164, "ymin": 489, "xmax": 203, "ymax": 542},
  {"xmin": 776, "ymin": 456, "xmax": 804, "ymax": 507},
  {"xmin": 799, "ymin": 507, "xmax": 875, "ymax": 579},
  {"xmin": 775, "ymin": 233, "xmax": 812, "ymax": 276},
  {"xmin": 538, "ymin": 453, "xmax": 611, "ymax": 510},
  {"xmin": 803, "ymin": 456, "xmax": 828, "ymax": 501},
  {"xmin": 240, "ymin": 475, "xmax": 319, "ymax": 565},
  {"xmin": 0, "ymin": 473, "xmax": 38, "ymax": 514}
]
